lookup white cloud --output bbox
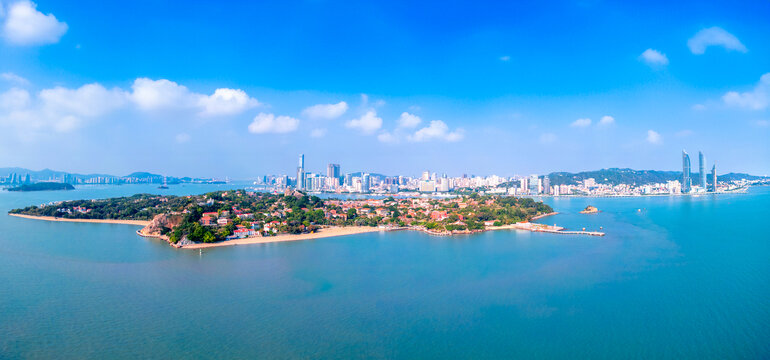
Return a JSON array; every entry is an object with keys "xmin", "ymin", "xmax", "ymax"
[
  {"xmin": 302, "ymin": 101, "xmax": 348, "ymax": 120},
  {"xmin": 2, "ymin": 0, "xmax": 68, "ymax": 45},
  {"xmin": 500, "ymin": 55, "xmax": 511, "ymax": 62},
  {"xmin": 722, "ymin": 73, "xmax": 769, "ymax": 110},
  {"xmin": 310, "ymin": 128, "xmax": 327, "ymax": 138},
  {"xmin": 0, "ymin": 83, "xmax": 125, "ymax": 133},
  {"xmin": 130, "ymin": 78, "xmax": 193, "ymax": 111},
  {"xmin": 397, "ymin": 112, "xmax": 421, "ymax": 128},
  {"xmin": 377, "ymin": 131, "xmax": 397, "ymax": 143},
  {"xmin": 646, "ymin": 130, "xmax": 662, "ymax": 144},
  {"xmin": 409, "ymin": 120, "xmax": 464, "ymax": 142},
  {"xmin": 0, "ymin": 78, "xmax": 262, "ymax": 137},
  {"xmin": 175, "ymin": 133, "xmax": 191, "ymax": 143},
  {"xmin": 598, "ymin": 115, "xmax": 615, "ymax": 126},
  {"xmin": 688, "ymin": 27, "xmax": 747, "ymax": 55},
  {"xmin": 346, "ymin": 110, "xmax": 382, "ymax": 134},
  {"xmin": 39, "ymin": 83, "xmax": 126, "ymax": 117},
  {"xmin": 570, "ymin": 118, "xmax": 592, "ymax": 128},
  {"xmin": 539, "ymin": 133, "xmax": 556, "ymax": 144},
  {"xmin": 1, "ymin": 72, "xmax": 30, "ymax": 85},
  {"xmin": 248, "ymin": 112, "xmax": 299, "ymax": 134},
  {"xmin": 0, "ymin": 88, "xmax": 31, "ymax": 109},
  {"xmin": 130, "ymin": 78, "xmax": 258, "ymax": 116},
  {"xmin": 198, "ymin": 88, "xmax": 259, "ymax": 117},
  {"xmin": 640, "ymin": 49, "xmax": 669, "ymax": 66}
]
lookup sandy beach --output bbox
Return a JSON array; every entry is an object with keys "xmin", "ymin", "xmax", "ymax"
[
  {"xmin": 8, "ymin": 213, "xmax": 151, "ymax": 226},
  {"xmin": 180, "ymin": 226, "xmax": 384, "ymax": 249},
  {"xmin": 530, "ymin": 212, "xmax": 559, "ymax": 220}
]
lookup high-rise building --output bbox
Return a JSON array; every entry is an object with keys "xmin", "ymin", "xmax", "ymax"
[
  {"xmin": 327, "ymin": 164, "xmax": 340, "ymax": 179},
  {"xmin": 711, "ymin": 163, "xmax": 717, "ymax": 192},
  {"xmin": 419, "ymin": 180, "xmax": 436, "ymax": 192},
  {"xmin": 297, "ymin": 154, "xmax": 305, "ymax": 190},
  {"xmin": 529, "ymin": 174, "xmax": 540, "ymax": 194},
  {"xmin": 361, "ymin": 173, "xmax": 370, "ymax": 193},
  {"xmin": 543, "ymin": 176, "xmax": 551, "ymax": 195},
  {"xmin": 699, "ymin": 151, "xmax": 707, "ymax": 189},
  {"xmin": 327, "ymin": 163, "xmax": 340, "ymax": 187},
  {"xmin": 421, "ymin": 171, "xmax": 430, "ymax": 181},
  {"xmin": 682, "ymin": 150, "xmax": 691, "ymax": 193}
]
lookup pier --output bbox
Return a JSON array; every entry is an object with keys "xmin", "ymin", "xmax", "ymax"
[{"xmin": 511, "ymin": 222, "xmax": 605, "ymax": 236}]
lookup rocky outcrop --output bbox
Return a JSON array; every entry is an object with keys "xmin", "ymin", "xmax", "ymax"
[
  {"xmin": 140, "ymin": 213, "xmax": 183, "ymax": 236},
  {"xmin": 176, "ymin": 236, "xmax": 196, "ymax": 247},
  {"xmin": 579, "ymin": 206, "xmax": 599, "ymax": 214}
]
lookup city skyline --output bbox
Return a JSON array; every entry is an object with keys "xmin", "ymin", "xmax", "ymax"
[{"xmin": 1, "ymin": 1, "xmax": 769, "ymax": 178}]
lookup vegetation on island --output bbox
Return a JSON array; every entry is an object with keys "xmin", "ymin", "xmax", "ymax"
[{"xmin": 9, "ymin": 190, "xmax": 553, "ymax": 244}]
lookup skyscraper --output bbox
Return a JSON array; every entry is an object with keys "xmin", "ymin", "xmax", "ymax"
[
  {"xmin": 327, "ymin": 163, "xmax": 340, "ymax": 179},
  {"xmin": 297, "ymin": 154, "xmax": 305, "ymax": 190},
  {"xmin": 711, "ymin": 163, "xmax": 717, "ymax": 192},
  {"xmin": 682, "ymin": 150, "xmax": 691, "ymax": 193},
  {"xmin": 543, "ymin": 176, "xmax": 551, "ymax": 195},
  {"xmin": 361, "ymin": 173, "xmax": 370, "ymax": 193},
  {"xmin": 699, "ymin": 151, "xmax": 707, "ymax": 189},
  {"xmin": 529, "ymin": 174, "xmax": 540, "ymax": 194}
]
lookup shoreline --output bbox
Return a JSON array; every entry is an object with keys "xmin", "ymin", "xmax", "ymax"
[
  {"xmin": 8, "ymin": 213, "xmax": 150, "ymax": 226},
  {"xmin": 12, "ymin": 211, "xmax": 601, "ymax": 249},
  {"xmin": 531, "ymin": 211, "xmax": 559, "ymax": 220},
  {"xmin": 177, "ymin": 226, "xmax": 384, "ymax": 249}
]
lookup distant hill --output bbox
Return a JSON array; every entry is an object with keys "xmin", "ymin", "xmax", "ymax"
[
  {"xmin": 0, "ymin": 167, "xmax": 113, "ymax": 180},
  {"xmin": 0, "ymin": 167, "xmax": 202, "ymax": 185},
  {"xmin": 347, "ymin": 172, "xmax": 390, "ymax": 180},
  {"xmin": 718, "ymin": 172, "xmax": 766, "ymax": 182},
  {"xmin": 546, "ymin": 168, "xmax": 767, "ymax": 186}
]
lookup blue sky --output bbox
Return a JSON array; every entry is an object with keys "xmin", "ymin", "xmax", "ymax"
[{"xmin": 0, "ymin": 0, "xmax": 768, "ymax": 178}]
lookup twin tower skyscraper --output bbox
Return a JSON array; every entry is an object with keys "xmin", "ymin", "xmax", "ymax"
[{"xmin": 682, "ymin": 150, "xmax": 716, "ymax": 193}]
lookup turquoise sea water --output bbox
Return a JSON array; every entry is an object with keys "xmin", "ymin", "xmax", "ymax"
[{"xmin": 1, "ymin": 184, "xmax": 768, "ymax": 359}]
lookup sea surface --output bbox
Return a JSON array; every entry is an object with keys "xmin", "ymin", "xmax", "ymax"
[{"xmin": 1, "ymin": 184, "xmax": 768, "ymax": 359}]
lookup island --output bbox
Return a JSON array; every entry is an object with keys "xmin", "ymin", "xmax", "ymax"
[
  {"xmin": 579, "ymin": 205, "xmax": 600, "ymax": 214},
  {"xmin": 9, "ymin": 189, "xmax": 602, "ymax": 249},
  {"xmin": 7, "ymin": 182, "xmax": 75, "ymax": 192}
]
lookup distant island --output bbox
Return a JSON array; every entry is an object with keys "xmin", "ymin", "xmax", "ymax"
[
  {"xmin": 580, "ymin": 206, "xmax": 599, "ymax": 214},
  {"xmin": 5, "ymin": 190, "xmax": 595, "ymax": 249},
  {"xmin": 7, "ymin": 183, "xmax": 75, "ymax": 192},
  {"xmin": 0, "ymin": 167, "xmax": 227, "ymax": 186}
]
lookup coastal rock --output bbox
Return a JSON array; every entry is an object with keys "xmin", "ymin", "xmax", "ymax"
[
  {"xmin": 579, "ymin": 206, "xmax": 599, "ymax": 214},
  {"xmin": 141, "ymin": 213, "xmax": 183, "ymax": 236},
  {"xmin": 177, "ymin": 236, "xmax": 196, "ymax": 247}
]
